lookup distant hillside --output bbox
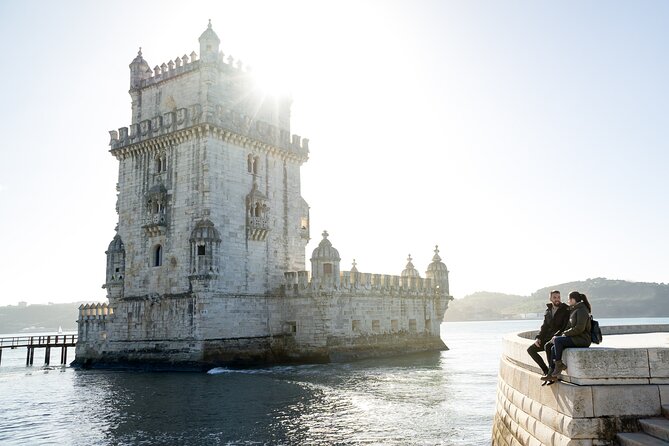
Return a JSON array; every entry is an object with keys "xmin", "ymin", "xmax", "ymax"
[
  {"xmin": 0, "ymin": 302, "xmax": 90, "ymax": 334},
  {"xmin": 445, "ymin": 278, "xmax": 669, "ymax": 321},
  {"xmin": 2, "ymin": 279, "xmax": 667, "ymax": 331}
]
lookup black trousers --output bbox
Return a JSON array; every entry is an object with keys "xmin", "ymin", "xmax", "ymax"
[{"xmin": 527, "ymin": 340, "xmax": 554, "ymax": 374}]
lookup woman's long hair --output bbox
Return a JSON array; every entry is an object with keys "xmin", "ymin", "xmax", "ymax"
[{"xmin": 568, "ymin": 291, "xmax": 592, "ymax": 313}]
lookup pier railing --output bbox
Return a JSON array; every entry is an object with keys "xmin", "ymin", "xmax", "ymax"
[{"xmin": 0, "ymin": 334, "xmax": 77, "ymax": 366}]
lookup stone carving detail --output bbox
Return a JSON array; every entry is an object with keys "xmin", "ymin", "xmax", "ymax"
[
  {"xmin": 189, "ymin": 219, "xmax": 221, "ymax": 278},
  {"xmin": 246, "ymin": 180, "xmax": 270, "ymax": 241},
  {"xmin": 143, "ymin": 183, "xmax": 169, "ymax": 236}
]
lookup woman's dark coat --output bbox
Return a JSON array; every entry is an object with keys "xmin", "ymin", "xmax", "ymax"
[{"xmin": 562, "ymin": 301, "xmax": 592, "ymax": 347}]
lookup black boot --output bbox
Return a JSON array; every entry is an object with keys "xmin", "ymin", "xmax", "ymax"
[
  {"xmin": 540, "ymin": 369, "xmax": 554, "ymax": 381},
  {"xmin": 552, "ymin": 360, "xmax": 567, "ymax": 375}
]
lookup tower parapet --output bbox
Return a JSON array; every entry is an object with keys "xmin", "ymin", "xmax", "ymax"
[{"xmin": 108, "ymin": 108, "xmax": 309, "ymax": 161}]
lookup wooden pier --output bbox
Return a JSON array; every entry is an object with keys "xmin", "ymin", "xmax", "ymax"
[{"xmin": 0, "ymin": 335, "xmax": 77, "ymax": 366}]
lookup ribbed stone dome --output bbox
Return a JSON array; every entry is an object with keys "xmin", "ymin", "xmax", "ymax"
[
  {"xmin": 130, "ymin": 48, "xmax": 147, "ymax": 66},
  {"xmin": 401, "ymin": 255, "xmax": 421, "ymax": 278},
  {"xmin": 199, "ymin": 20, "xmax": 220, "ymax": 45},
  {"xmin": 426, "ymin": 245, "xmax": 448, "ymax": 273},
  {"xmin": 190, "ymin": 219, "xmax": 221, "ymax": 242},
  {"xmin": 311, "ymin": 230, "xmax": 340, "ymax": 261},
  {"xmin": 107, "ymin": 234, "xmax": 124, "ymax": 253}
]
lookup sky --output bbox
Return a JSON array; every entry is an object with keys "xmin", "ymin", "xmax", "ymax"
[{"xmin": 0, "ymin": 0, "xmax": 668, "ymax": 305}]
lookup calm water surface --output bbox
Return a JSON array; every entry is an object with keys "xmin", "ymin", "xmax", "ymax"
[{"xmin": 1, "ymin": 318, "xmax": 666, "ymax": 445}]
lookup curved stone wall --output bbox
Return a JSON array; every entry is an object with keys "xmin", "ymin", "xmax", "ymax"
[{"xmin": 492, "ymin": 324, "xmax": 669, "ymax": 445}]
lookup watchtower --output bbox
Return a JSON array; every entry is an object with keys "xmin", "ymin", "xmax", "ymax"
[{"xmin": 106, "ymin": 22, "xmax": 311, "ymax": 302}]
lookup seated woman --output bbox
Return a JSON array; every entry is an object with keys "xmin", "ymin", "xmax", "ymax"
[{"xmin": 543, "ymin": 291, "xmax": 592, "ymax": 382}]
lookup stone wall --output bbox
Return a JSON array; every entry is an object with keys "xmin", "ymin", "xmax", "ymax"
[
  {"xmin": 492, "ymin": 325, "xmax": 669, "ymax": 445},
  {"xmin": 75, "ymin": 288, "xmax": 448, "ymax": 368}
]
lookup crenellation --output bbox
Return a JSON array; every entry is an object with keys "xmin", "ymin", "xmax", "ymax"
[
  {"xmin": 282, "ymin": 266, "xmax": 447, "ymax": 298},
  {"xmin": 111, "ymin": 108, "xmax": 308, "ymax": 162}
]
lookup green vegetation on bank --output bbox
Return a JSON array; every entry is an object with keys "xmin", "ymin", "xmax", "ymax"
[
  {"xmin": 0, "ymin": 302, "xmax": 88, "ymax": 334},
  {"xmin": 1, "ymin": 277, "xmax": 667, "ymax": 332},
  {"xmin": 445, "ymin": 278, "xmax": 669, "ymax": 321}
]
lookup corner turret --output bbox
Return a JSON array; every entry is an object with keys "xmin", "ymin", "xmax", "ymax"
[
  {"xmin": 199, "ymin": 20, "xmax": 220, "ymax": 63},
  {"xmin": 310, "ymin": 230, "xmax": 341, "ymax": 289},
  {"xmin": 129, "ymin": 48, "xmax": 151, "ymax": 89},
  {"xmin": 425, "ymin": 245, "xmax": 449, "ymax": 295},
  {"xmin": 103, "ymin": 234, "xmax": 125, "ymax": 302}
]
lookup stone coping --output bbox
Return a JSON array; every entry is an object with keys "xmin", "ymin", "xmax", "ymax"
[{"xmin": 504, "ymin": 324, "xmax": 669, "ymax": 385}]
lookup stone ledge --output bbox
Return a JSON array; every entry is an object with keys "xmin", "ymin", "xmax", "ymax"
[
  {"xmin": 499, "ymin": 357, "xmax": 595, "ymax": 418},
  {"xmin": 498, "ymin": 378, "xmax": 601, "ymax": 438},
  {"xmin": 503, "ymin": 325, "xmax": 669, "ymax": 385}
]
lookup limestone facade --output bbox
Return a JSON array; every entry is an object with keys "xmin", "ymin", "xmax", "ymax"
[{"xmin": 75, "ymin": 23, "xmax": 452, "ymax": 369}]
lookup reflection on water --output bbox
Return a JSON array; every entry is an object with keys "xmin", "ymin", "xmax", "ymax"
[{"xmin": 2, "ymin": 318, "xmax": 665, "ymax": 445}]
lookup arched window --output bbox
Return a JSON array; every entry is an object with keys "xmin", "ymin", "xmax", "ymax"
[
  {"xmin": 153, "ymin": 244, "xmax": 163, "ymax": 267},
  {"xmin": 247, "ymin": 154, "xmax": 260, "ymax": 174},
  {"xmin": 155, "ymin": 154, "xmax": 167, "ymax": 173}
]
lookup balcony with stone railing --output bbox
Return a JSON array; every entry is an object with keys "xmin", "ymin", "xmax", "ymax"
[
  {"xmin": 143, "ymin": 213, "xmax": 167, "ymax": 236},
  {"xmin": 247, "ymin": 216, "xmax": 269, "ymax": 241}
]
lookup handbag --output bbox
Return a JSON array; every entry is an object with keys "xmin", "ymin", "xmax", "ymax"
[{"xmin": 590, "ymin": 316, "xmax": 603, "ymax": 344}]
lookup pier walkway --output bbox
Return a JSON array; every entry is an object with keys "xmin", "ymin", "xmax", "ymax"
[{"xmin": 0, "ymin": 334, "xmax": 77, "ymax": 366}]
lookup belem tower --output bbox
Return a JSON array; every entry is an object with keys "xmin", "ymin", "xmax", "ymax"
[{"xmin": 74, "ymin": 22, "xmax": 453, "ymax": 369}]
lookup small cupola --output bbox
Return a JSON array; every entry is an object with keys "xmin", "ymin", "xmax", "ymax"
[
  {"xmin": 425, "ymin": 245, "xmax": 450, "ymax": 294},
  {"xmin": 310, "ymin": 230, "xmax": 341, "ymax": 288},
  {"xmin": 401, "ymin": 254, "xmax": 421, "ymax": 278},
  {"xmin": 199, "ymin": 20, "xmax": 221, "ymax": 62},
  {"xmin": 129, "ymin": 48, "xmax": 151, "ymax": 89}
]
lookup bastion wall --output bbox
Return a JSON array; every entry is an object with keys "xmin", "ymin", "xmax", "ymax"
[{"xmin": 75, "ymin": 283, "xmax": 447, "ymax": 369}]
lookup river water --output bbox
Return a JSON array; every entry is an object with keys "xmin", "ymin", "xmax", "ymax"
[{"xmin": 0, "ymin": 318, "xmax": 666, "ymax": 445}]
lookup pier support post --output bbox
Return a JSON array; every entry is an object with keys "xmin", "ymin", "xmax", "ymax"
[
  {"xmin": 29, "ymin": 347, "xmax": 35, "ymax": 366},
  {"xmin": 45, "ymin": 346, "xmax": 51, "ymax": 366}
]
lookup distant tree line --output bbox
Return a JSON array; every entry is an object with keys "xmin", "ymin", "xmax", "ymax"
[
  {"xmin": 445, "ymin": 278, "xmax": 669, "ymax": 321},
  {"xmin": 0, "ymin": 302, "xmax": 88, "ymax": 334},
  {"xmin": 2, "ymin": 278, "xmax": 667, "ymax": 332}
]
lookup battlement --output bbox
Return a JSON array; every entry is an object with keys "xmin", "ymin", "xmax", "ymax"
[
  {"xmin": 108, "ymin": 106, "xmax": 308, "ymax": 159},
  {"xmin": 77, "ymin": 303, "xmax": 114, "ymax": 321},
  {"xmin": 132, "ymin": 49, "xmax": 254, "ymax": 90},
  {"xmin": 283, "ymin": 270, "xmax": 449, "ymax": 297}
]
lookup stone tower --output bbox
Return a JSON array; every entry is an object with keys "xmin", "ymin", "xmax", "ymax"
[
  {"xmin": 105, "ymin": 22, "xmax": 311, "ymax": 301},
  {"xmin": 76, "ymin": 22, "xmax": 451, "ymax": 369}
]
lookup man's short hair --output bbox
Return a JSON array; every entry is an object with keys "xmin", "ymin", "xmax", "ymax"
[{"xmin": 550, "ymin": 290, "xmax": 560, "ymax": 295}]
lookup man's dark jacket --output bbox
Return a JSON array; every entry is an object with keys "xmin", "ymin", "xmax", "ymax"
[{"xmin": 535, "ymin": 302, "xmax": 570, "ymax": 345}]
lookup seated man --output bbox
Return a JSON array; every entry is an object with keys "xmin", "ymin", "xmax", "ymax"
[{"xmin": 526, "ymin": 290, "xmax": 570, "ymax": 375}]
